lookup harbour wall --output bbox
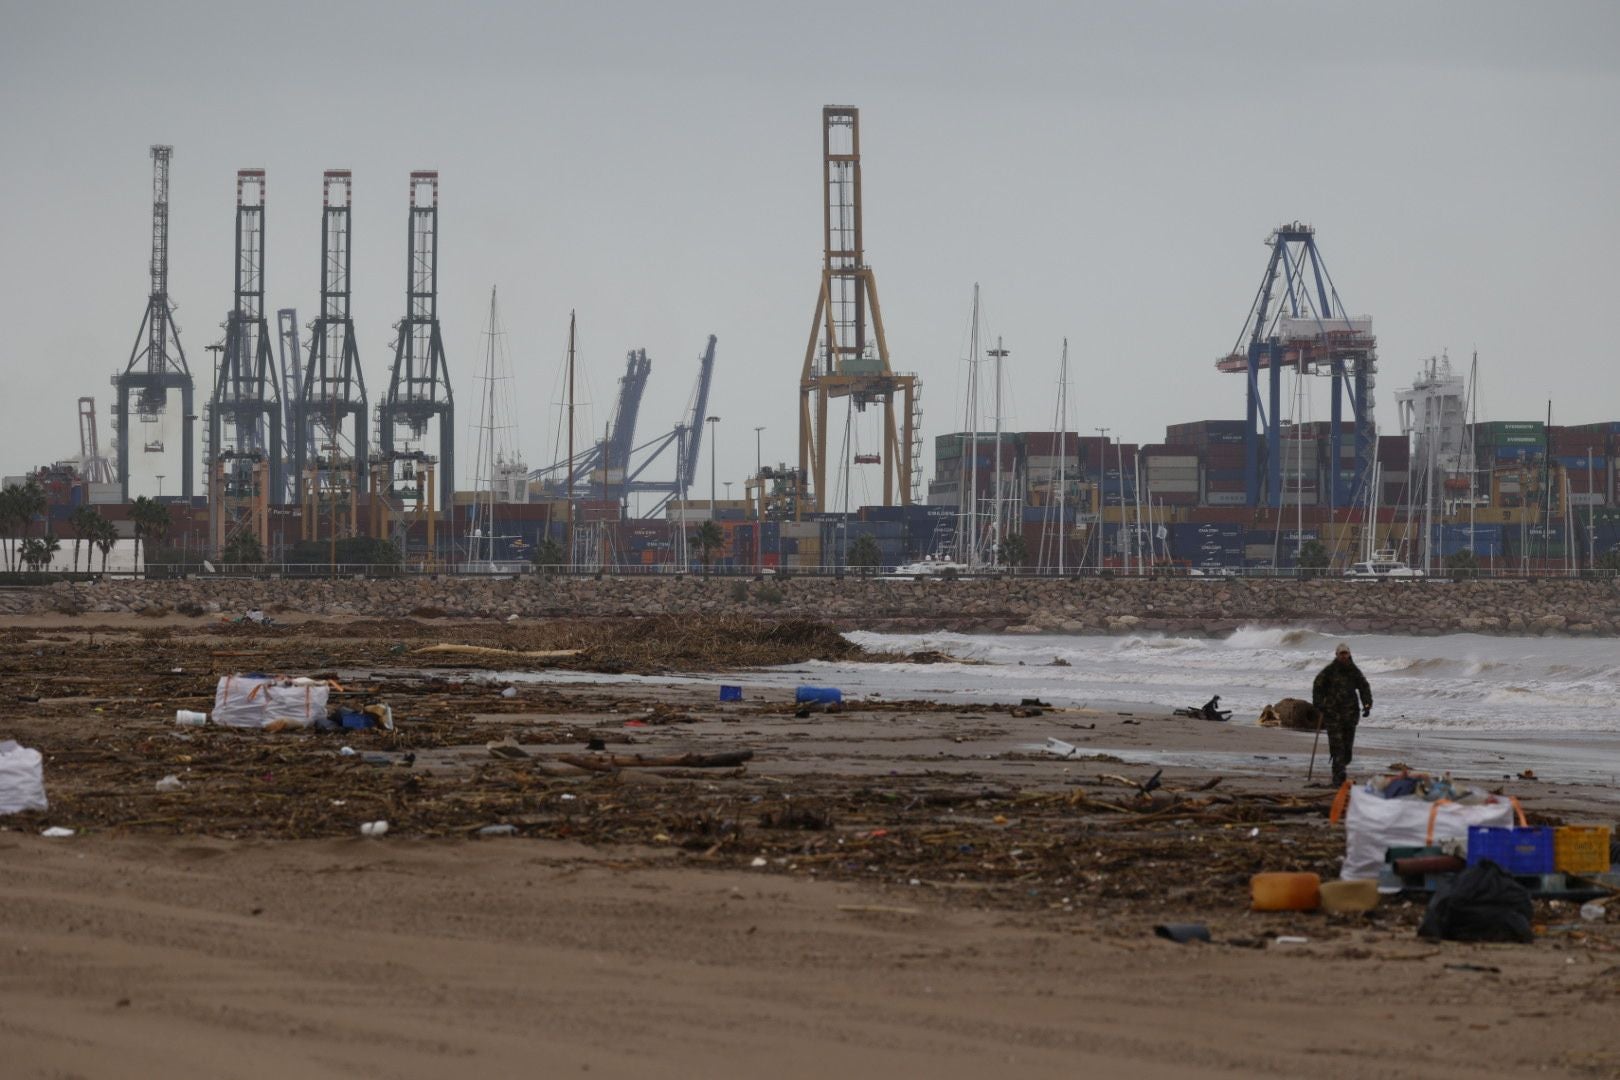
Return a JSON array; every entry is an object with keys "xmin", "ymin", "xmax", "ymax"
[{"xmin": 4, "ymin": 576, "xmax": 1619, "ymax": 636}]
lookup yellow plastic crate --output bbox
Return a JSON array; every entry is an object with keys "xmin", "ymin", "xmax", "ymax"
[{"xmin": 1554, "ymin": 825, "xmax": 1612, "ymax": 875}]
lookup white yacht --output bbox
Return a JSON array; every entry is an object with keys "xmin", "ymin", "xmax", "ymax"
[
  {"xmin": 883, "ymin": 554, "xmax": 972, "ymax": 580},
  {"xmin": 1345, "ymin": 549, "xmax": 1426, "ymax": 579}
]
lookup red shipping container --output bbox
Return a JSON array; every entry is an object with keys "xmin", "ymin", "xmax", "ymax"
[{"xmin": 1022, "ymin": 432, "xmax": 1082, "ymax": 456}]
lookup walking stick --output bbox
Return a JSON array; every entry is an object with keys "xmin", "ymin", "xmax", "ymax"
[{"xmin": 1306, "ymin": 706, "xmax": 1327, "ymax": 782}]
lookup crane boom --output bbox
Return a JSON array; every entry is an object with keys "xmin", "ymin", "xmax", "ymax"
[
  {"xmin": 604, "ymin": 349, "xmax": 652, "ymax": 473},
  {"xmin": 680, "ymin": 335, "xmax": 717, "ymax": 488}
]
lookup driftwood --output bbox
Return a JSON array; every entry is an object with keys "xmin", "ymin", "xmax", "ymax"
[
  {"xmin": 415, "ymin": 644, "xmax": 583, "ymax": 660},
  {"xmin": 554, "ymin": 750, "xmax": 755, "ymax": 773}
]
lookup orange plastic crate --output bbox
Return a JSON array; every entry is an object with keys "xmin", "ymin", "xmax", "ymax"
[{"xmin": 1554, "ymin": 825, "xmax": 1612, "ymax": 875}]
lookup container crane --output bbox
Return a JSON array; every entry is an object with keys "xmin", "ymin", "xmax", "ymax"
[
  {"xmin": 1215, "ymin": 223, "xmax": 1376, "ymax": 508},
  {"xmin": 207, "ymin": 168, "xmax": 282, "ymax": 556},
  {"xmin": 798, "ymin": 106, "xmax": 918, "ymax": 512},
  {"xmin": 113, "ymin": 145, "xmax": 195, "ymax": 502}
]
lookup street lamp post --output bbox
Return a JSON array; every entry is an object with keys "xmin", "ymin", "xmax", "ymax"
[
  {"xmin": 755, "ymin": 425, "xmax": 767, "ymax": 572},
  {"xmin": 707, "ymin": 416, "xmax": 720, "ymax": 519}
]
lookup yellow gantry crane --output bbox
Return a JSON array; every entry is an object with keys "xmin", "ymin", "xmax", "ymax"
[{"xmin": 798, "ymin": 106, "xmax": 919, "ymax": 514}]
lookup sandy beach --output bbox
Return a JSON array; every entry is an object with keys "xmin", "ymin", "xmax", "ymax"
[{"xmin": 2, "ymin": 612, "xmax": 1618, "ymax": 1078}]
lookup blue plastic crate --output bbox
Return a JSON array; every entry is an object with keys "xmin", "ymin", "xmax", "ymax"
[{"xmin": 1467, "ymin": 826, "xmax": 1554, "ymax": 875}]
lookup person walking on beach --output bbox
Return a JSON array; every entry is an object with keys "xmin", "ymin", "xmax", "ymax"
[{"xmin": 1312, "ymin": 643, "xmax": 1372, "ymax": 785}]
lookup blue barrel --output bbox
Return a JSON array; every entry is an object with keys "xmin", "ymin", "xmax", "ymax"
[{"xmin": 795, "ymin": 686, "xmax": 843, "ymax": 705}]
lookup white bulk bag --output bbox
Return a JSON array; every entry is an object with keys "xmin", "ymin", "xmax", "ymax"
[
  {"xmin": 1338, "ymin": 783, "xmax": 1521, "ymax": 880},
  {"xmin": 0, "ymin": 740, "xmax": 48, "ymax": 814},
  {"xmin": 213, "ymin": 675, "xmax": 330, "ymax": 730}
]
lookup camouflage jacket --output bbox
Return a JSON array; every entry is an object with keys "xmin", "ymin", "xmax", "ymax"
[{"xmin": 1312, "ymin": 660, "xmax": 1372, "ymax": 715}]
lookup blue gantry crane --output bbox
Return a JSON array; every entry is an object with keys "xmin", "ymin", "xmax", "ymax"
[
  {"xmin": 1216, "ymin": 223, "xmax": 1377, "ymax": 509},
  {"xmin": 530, "ymin": 335, "xmax": 717, "ymax": 517}
]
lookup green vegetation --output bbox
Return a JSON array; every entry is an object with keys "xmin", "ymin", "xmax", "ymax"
[
  {"xmin": 70, "ymin": 506, "xmax": 101, "ymax": 572},
  {"xmin": 999, "ymin": 533, "xmax": 1028, "ymax": 569},
  {"xmin": 221, "ymin": 533, "xmax": 265, "ymax": 566},
  {"xmin": 286, "ymin": 537, "xmax": 402, "ymax": 572},
  {"xmin": 19, "ymin": 533, "xmax": 60, "ymax": 571},
  {"xmin": 847, "ymin": 534, "xmax": 882, "ymax": 573},
  {"xmin": 1445, "ymin": 548, "xmax": 1480, "ymax": 580},
  {"xmin": 0, "ymin": 479, "xmax": 46, "ymax": 571},
  {"xmin": 531, "ymin": 537, "xmax": 565, "ymax": 573},
  {"xmin": 1296, "ymin": 539, "xmax": 1330, "ymax": 577},
  {"xmin": 130, "ymin": 496, "xmax": 170, "ymax": 569},
  {"xmin": 91, "ymin": 514, "xmax": 118, "ymax": 573},
  {"xmin": 692, "ymin": 521, "xmax": 724, "ymax": 573}
]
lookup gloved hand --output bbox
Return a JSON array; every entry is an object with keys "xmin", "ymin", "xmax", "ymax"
[{"xmin": 1362, "ymin": 706, "xmax": 1371, "ymax": 717}]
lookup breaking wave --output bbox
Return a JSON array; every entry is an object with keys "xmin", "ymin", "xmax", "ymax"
[{"xmin": 835, "ymin": 626, "xmax": 1620, "ymax": 732}]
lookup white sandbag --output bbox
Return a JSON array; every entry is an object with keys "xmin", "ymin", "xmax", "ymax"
[
  {"xmin": 213, "ymin": 674, "xmax": 330, "ymax": 730},
  {"xmin": 0, "ymin": 740, "xmax": 48, "ymax": 814},
  {"xmin": 1340, "ymin": 784, "xmax": 1519, "ymax": 880}
]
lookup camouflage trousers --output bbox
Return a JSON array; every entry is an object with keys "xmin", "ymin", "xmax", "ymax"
[{"xmin": 1324, "ymin": 707, "xmax": 1359, "ymax": 784}]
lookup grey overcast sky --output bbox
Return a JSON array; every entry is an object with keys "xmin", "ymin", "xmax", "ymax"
[{"xmin": 3, "ymin": 0, "xmax": 1617, "ymax": 503}]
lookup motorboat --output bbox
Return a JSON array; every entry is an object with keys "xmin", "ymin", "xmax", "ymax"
[
  {"xmin": 1345, "ymin": 549, "xmax": 1426, "ymax": 579},
  {"xmin": 883, "ymin": 554, "xmax": 972, "ymax": 580}
]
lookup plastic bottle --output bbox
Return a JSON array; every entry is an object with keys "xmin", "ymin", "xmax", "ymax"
[{"xmin": 175, "ymin": 709, "xmax": 208, "ymax": 726}]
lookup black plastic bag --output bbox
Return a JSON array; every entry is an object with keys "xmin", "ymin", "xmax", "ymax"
[{"xmin": 1418, "ymin": 860, "xmax": 1534, "ymax": 943}]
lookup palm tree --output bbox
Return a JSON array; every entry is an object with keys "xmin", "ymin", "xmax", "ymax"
[
  {"xmin": 531, "ymin": 537, "xmax": 565, "ymax": 574},
  {"xmin": 0, "ymin": 480, "xmax": 45, "ymax": 572},
  {"xmin": 221, "ymin": 533, "xmax": 264, "ymax": 566},
  {"xmin": 1296, "ymin": 539, "xmax": 1331, "ymax": 578},
  {"xmin": 93, "ymin": 515, "xmax": 119, "ymax": 574},
  {"xmin": 21, "ymin": 534, "xmax": 61, "ymax": 572},
  {"xmin": 69, "ymin": 506, "xmax": 99, "ymax": 572},
  {"xmin": 847, "ymin": 534, "xmax": 883, "ymax": 574},
  {"xmin": 16, "ymin": 480, "xmax": 46, "ymax": 541},
  {"xmin": 0, "ymin": 485, "xmax": 18, "ymax": 571},
  {"xmin": 130, "ymin": 496, "xmax": 169, "ymax": 571},
  {"xmin": 692, "ymin": 521, "xmax": 724, "ymax": 574},
  {"xmin": 999, "ymin": 533, "xmax": 1028, "ymax": 570}
]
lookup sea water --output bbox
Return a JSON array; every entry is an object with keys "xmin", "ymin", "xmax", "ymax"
[
  {"xmin": 813, "ymin": 627, "xmax": 1620, "ymax": 734},
  {"xmin": 500, "ymin": 626, "xmax": 1618, "ymax": 733},
  {"xmin": 491, "ymin": 627, "xmax": 1620, "ymax": 783}
]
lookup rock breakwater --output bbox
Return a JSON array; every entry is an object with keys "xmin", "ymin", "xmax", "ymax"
[{"xmin": 4, "ymin": 575, "xmax": 1618, "ymax": 637}]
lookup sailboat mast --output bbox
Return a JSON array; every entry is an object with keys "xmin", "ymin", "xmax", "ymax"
[
  {"xmin": 965, "ymin": 286, "xmax": 980, "ymax": 567},
  {"xmin": 990, "ymin": 336, "xmax": 1007, "ymax": 567},
  {"xmin": 1115, "ymin": 437, "xmax": 1127, "ymax": 575},
  {"xmin": 484, "ymin": 288, "xmax": 499, "ymax": 563},
  {"xmin": 1468, "ymin": 351, "xmax": 1477, "ymax": 559},
  {"xmin": 1542, "ymin": 400, "xmax": 1553, "ymax": 567},
  {"xmin": 1057, "ymin": 339, "xmax": 1067, "ymax": 575},
  {"xmin": 1133, "ymin": 451, "xmax": 1144, "ymax": 573},
  {"xmin": 565, "ymin": 311, "xmax": 576, "ymax": 567}
]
